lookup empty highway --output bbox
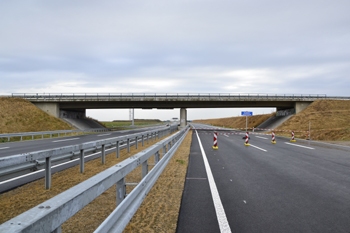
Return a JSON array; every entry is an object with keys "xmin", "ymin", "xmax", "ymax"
[{"xmin": 177, "ymin": 123, "xmax": 350, "ymax": 233}]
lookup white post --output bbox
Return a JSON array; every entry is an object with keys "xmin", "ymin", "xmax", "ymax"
[{"xmin": 309, "ymin": 122, "xmax": 311, "ymax": 140}]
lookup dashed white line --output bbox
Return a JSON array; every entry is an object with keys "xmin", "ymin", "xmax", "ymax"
[
  {"xmin": 255, "ymin": 136, "xmax": 268, "ymax": 140},
  {"xmin": 52, "ymin": 138, "xmax": 80, "ymax": 143},
  {"xmin": 223, "ymin": 135, "xmax": 229, "ymax": 137},
  {"xmin": 284, "ymin": 142, "xmax": 314, "ymax": 150},
  {"xmin": 0, "ymin": 147, "xmax": 9, "ymax": 150},
  {"xmin": 249, "ymin": 144, "xmax": 267, "ymax": 152},
  {"xmin": 196, "ymin": 130, "xmax": 232, "ymax": 233},
  {"xmin": 97, "ymin": 133, "xmax": 112, "ymax": 137}
]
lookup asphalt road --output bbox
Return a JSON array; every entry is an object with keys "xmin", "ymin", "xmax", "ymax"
[
  {"xmin": 0, "ymin": 125, "xmax": 167, "ymax": 193},
  {"xmin": 177, "ymin": 123, "xmax": 350, "ymax": 233}
]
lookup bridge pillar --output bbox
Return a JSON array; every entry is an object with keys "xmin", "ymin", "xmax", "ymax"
[
  {"xmin": 34, "ymin": 103, "xmax": 60, "ymax": 118},
  {"xmin": 294, "ymin": 101, "xmax": 312, "ymax": 114},
  {"xmin": 180, "ymin": 108, "xmax": 187, "ymax": 128}
]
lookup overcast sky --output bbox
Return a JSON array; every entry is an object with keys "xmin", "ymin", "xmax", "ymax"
[{"xmin": 1, "ymin": 1, "xmax": 349, "ymax": 120}]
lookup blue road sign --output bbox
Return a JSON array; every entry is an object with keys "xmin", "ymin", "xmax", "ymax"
[{"xmin": 241, "ymin": 111, "xmax": 253, "ymax": 116}]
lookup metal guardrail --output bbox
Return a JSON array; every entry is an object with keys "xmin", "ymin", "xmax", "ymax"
[
  {"xmin": 0, "ymin": 125, "xmax": 189, "ymax": 233},
  {"xmin": 0, "ymin": 128, "xmax": 108, "ymax": 142},
  {"xmin": 0, "ymin": 124, "xmax": 165, "ymax": 142},
  {"xmin": 7, "ymin": 93, "xmax": 350, "ymax": 100},
  {"xmin": 0, "ymin": 125, "xmax": 178, "ymax": 189}
]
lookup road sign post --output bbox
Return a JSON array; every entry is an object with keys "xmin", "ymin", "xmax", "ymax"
[{"xmin": 241, "ymin": 111, "xmax": 253, "ymax": 132}]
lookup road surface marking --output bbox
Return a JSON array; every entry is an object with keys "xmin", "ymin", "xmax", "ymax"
[
  {"xmin": 285, "ymin": 142, "xmax": 314, "ymax": 150},
  {"xmin": 0, "ymin": 147, "xmax": 9, "ymax": 150},
  {"xmin": 256, "ymin": 136, "xmax": 268, "ymax": 140},
  {"xmin": 186, "ymin": 177, "xmax": 207, "ymax": 180},
  {"xmin": 97, "ymin": 133, "xmax": 112, "ymax": 137},
  {"xmin": 223, "ymin": 135, "xmax": 229, "ymax": 137},
  {"xmin": 249, "ymin": 144, "xmax": 267, "ymax": 152},
  {"xmin": 52, "ymin": 138, "xmax": 80, "ymax": 143},
  {"xmin": 196, "ymin": 130, "xmax": 232, "ymax": 233}
]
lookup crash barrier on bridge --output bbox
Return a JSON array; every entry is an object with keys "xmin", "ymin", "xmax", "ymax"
[
  {"xmin": 11, "ymin": 93, "xmax": 350, "ymax": 100},
  {"xmin": 0, "ymin": 126, "xmax": 189, "ymax": 233},
  {"xmin": 0, "ymin": 124, "xmax": 166, "ymax": 142},
  {"xmin": 212, "ymin": 132, "xmax": 218, "ymax": 149},
  {"xmin": 0, "ymin": 125, "xmax": 178, "ymax": 189}
]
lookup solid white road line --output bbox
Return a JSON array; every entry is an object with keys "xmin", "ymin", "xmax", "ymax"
[
  {"xmin": 284, "ymin": 142, "xmax": 315, "ymax": 150},
  {"xmin": 255, "ymin": 136, "xmax": 268, "ymax": 140},
  {"xmin": 196, "ymin": 130, "xmax": 232, "ymax": 233},
  {"xmin": 52, "ymin": 138, "xmax": 80, "ymax": 143},
  {"xmin": 249, "ymin": 144, "xmax": 267, "ymax": 152},
  {"xmin": 0, "ymin": 147, "xmax": 9, "ymax": 150},
  {"xmin": 97, "ymin": 133, "xmax": 112, "ymax": 137}
]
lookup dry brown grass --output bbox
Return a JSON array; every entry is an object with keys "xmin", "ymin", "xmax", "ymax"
[
  {"xmin": 193, "ymin": 113, "xmax": 275, "ymax": 129},
  {"xmin": 276, "ymin": 99, "xmax": 350, "ymax": 141},
  {"xmin": 0, "ymin": 131, "xmax": 193, "ymax": 232},
  {"xmin": 0, "ymin": 97, "xmax": 73, "ymax": 134}
]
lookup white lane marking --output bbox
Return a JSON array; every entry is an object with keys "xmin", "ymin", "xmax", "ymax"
[
  {"xmin": 223, "ymin": 135, "xmax": 229, "ymax": 137},
  {"xmin": 196, "ymin": 130, "xmax": 232, "ymax": 233},
  {"xmin": 255, "ymin": 136, "xmax": 268, "ymax": 140},
  {"xmin": 243, "ymin": 200, "xmax": 247, "ymax": 204},
  {"xmin": 0, "ymin": 146, "xmax": 116, "ymax": 185},
  {"xmin": 52, "ymin": 138, "xmax": 80, "ymax": 143},
  {"xmin": 0, "ymin": 147, "xmax": 9, "ymax": 150},
  {"xmin": 284, "ymin": 142, "xmax": 314, "ymax": 150},
  {"xmin": 97, "ymin": 133, "xmax": 112, "ymax": 137},
  {"xmin": 249, "ymin": 144, "xmax": 267, "ymax": 152}
]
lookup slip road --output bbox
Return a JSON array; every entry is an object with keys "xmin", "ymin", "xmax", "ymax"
[{"xmin": 177, "ymin": 123, "xmax": 350, "ymax": 233}]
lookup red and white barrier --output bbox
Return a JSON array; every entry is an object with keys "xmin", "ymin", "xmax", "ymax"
[
  {"xmin": 213, "ymin": 132, "xmax": 218, "ymax": 149},
  {"xmin": 290, "ymin": 131, "xmax": 296, "ymax": 142},
  {"xmin": 244, "ymin": 132, "xmax": 250, "ymax": 146},
  {"xmin": 271, "ymin": 132, "xmax": 276, "ymax": 143}
]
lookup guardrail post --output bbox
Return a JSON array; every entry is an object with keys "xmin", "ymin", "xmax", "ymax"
[
  {"xmin": 155, "ymin": 151, "xmax": 160, "ymax": 164},
  {"xmin": 116, "ymin": 178, "xmax": 126, "ymax": 206},
  {"xmin": 135, "ymin": 136, "xmax": 138, "ymax": 149},
  {"xmin": 116, "ymin": 141, "xmax": 119, "ymax": 158},
  {"xmin": 127, "ymin": 138, "xmax": 130, "ymax": 153},
  {"xmin": 45, "ymin": 157, "xmax": 51, "ymax": 189},
  {"xmin": 142, "ymin": 135, "xmax": 144, "ymax": 146},
  {"xmin": 142, "ymin": 160, "xmax": 148, "ymax": 178},
  {"xmin": 80, "ymin": 149, "xmax": 85, "ymax": 173},
  {"xmin": 32, "ymin": 135, "xmax": 34, "ymax": 140},
  {"xmin": 101, "ymin": 144, "xmax": 105, "ymax": 164},
  {"xmin": 157, "ymin": 131, "xmax": 160, "ymax": 139},
  {"xmin": 21, "ymin": 135, "xmax": 23, "ymax": 141},
  {"xmin": 147, "ymin": 134, "xmax": 149, "ymax": 144},
  {"xmin": 151, "ymin": 133, "xmax": 153, "ymax": 142}
]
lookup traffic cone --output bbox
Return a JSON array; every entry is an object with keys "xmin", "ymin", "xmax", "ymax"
[{"xmin": 213, "ymin": 132, "xmax": 218, "ymax": 149}]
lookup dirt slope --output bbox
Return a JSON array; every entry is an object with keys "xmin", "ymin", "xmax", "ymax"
[
  {"xmin": 0, "ymin": 97, "xmax": 73, "ymax": 133},
  {"xmin": 276, "ymin": 99, "xmax": 350, "ymax": 141},
  {"xmin": 193, "ymin": 113, "xmax": 275, "ymax": 129}
]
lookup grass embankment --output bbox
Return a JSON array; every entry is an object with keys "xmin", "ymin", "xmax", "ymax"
[
  {"xmin": 276, "ymin": 99, "xmax": 350, "ymax": 141},
  {"xmin": 0, "ymin": 131, "xmax": 192, "ymax": 233},
  {"xmin": 193, "ymin": 113, "xmax": 275, "ymax": 129},
  {"xmin": 0, "ymin": 97, "xmax": 73, "ymax": 135},
  {"xmin": 102, "ymin": 119, "xmax": 162, "ymax": 128}
]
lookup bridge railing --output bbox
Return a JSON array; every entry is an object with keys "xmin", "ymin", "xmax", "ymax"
[
  {"xmin": 8, "ymin": 93, "xmax": 349, "ymax": 99},
  {"xmin": 0, "ymin": 125, "xmax": 178, "ymax": 188},
  {"xmin": 0, "ymin": 125, "xmax": 189, "ymax": 233}
]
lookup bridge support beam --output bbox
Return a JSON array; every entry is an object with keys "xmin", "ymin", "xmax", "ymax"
[
  {"xmin": 294, "ymin": 101, "xmax": 313, "ymax": 114},
  {"xmin": 180, "ymin": 108, "xmax": 187, "ymax": 128},
  {"xmin": 34, "ymin": 103, "xmax": 60, "ymax": 118}
]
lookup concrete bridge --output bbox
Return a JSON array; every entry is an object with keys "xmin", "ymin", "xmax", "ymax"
[{"xmin": 10, "ymin": 93, "xmax": 349, "ymax": 127}]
